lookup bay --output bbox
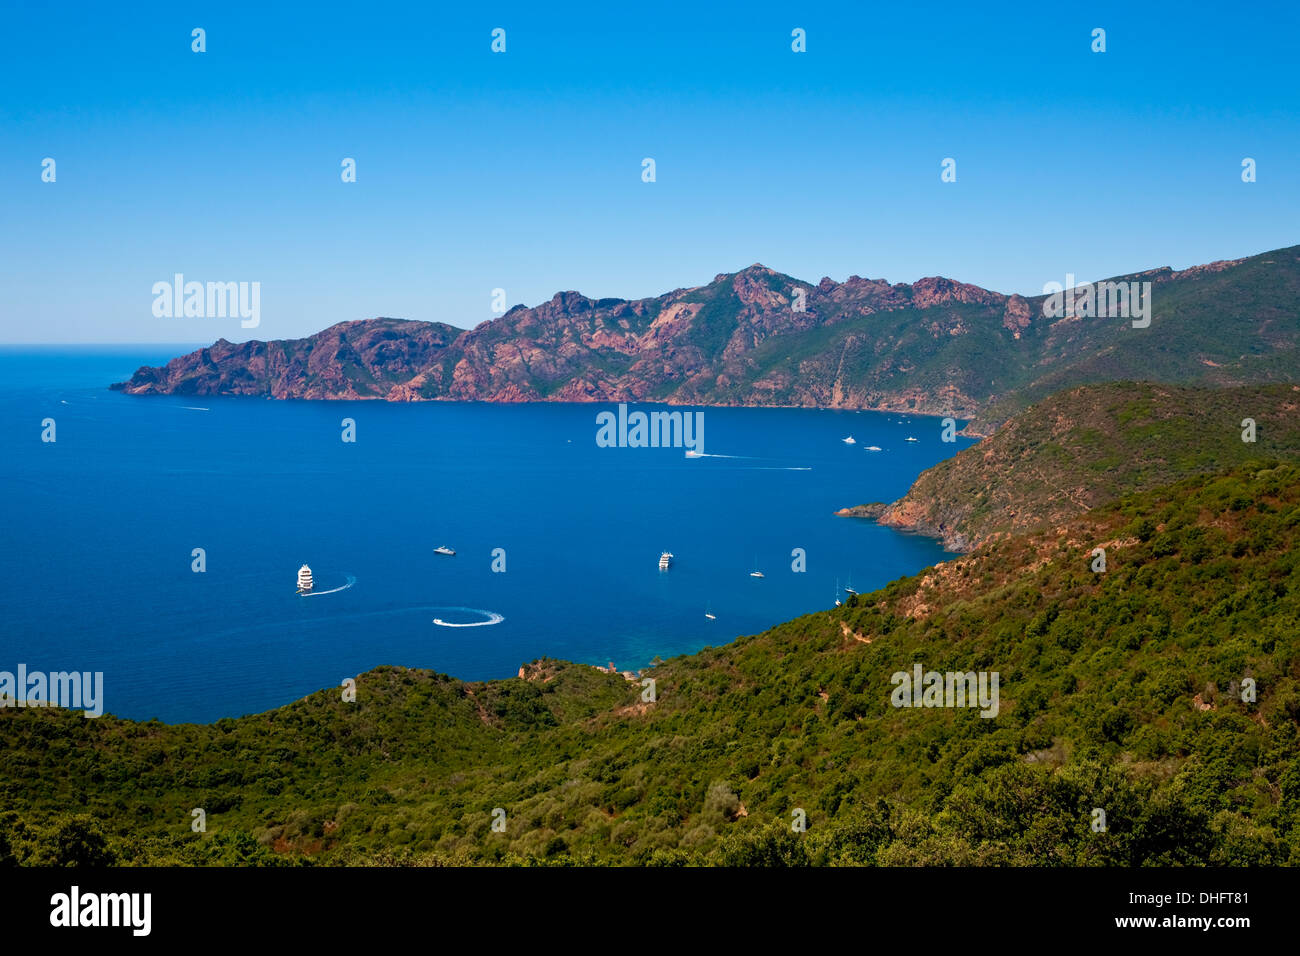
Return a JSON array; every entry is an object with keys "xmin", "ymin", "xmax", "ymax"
[{"xmin": 0, "ymin": 347, "xmax": 975, "ymax": 722}]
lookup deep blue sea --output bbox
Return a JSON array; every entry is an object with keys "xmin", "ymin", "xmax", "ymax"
[{"xmin": 0, "ymin": 346, "xmax": 976, "ymax": 723}]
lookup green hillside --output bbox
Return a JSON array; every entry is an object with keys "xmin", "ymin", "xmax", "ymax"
[
  {"xmin": 846, "ymin": 382, "xmax": 1300, "ymax": 550},
  {"xmin": 4, "ymin": 464, "xmax": 1299, "ymax": 866}
]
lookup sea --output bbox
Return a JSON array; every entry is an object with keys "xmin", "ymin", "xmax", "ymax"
[{"xmin": 0, "ymin": 346, "xmax": 976, "ymax": 723}]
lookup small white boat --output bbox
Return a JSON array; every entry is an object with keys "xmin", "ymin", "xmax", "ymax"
[
  {"xmin": 296, "ymin": 564, "xmax": 313, "ymax": 594},
  {"xmin": 842, "ymin": 436, "xmax": 856, "ymax": 444},
  {"xmin": 834, "ymin": 578, "xmax": 841, "ymax": 607},
  {"xmin": 705, "ymin": 602, "xmax": 716, "ymax": 620},
  {"xmin": 659, "ymin": 551, "xmax": 673, "ymax": 571},
  {"xmin": 685, "ymin": 450, "xmax": 702, "ymax": 458},
  {"xmin": 904, "ymin": 436, "xmax": 918, "ymax": 442},
  {"xmin": 433, "ymin": 546, "xmax": 456, "ymax": 556},
  {"xmin": 864, "ymin": 445, "xmax": 882, "ymax": 452},
  {"xmin": 750, "ymin": 570, "xmax": 764, "ymax": 578}
]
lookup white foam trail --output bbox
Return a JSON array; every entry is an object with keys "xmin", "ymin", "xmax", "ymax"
[
  {"xmin": 432, "ymin": 607, "xmax": 505, "ymax": 627},
  {"xmin": 300, "ymin": 574, "xmax": 357, "ymax": 597},
  {"xmin": 180, "ymin": 406, "xmax": 210, "ymax": 411}
]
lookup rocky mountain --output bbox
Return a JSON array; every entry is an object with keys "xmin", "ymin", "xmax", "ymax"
[
  {"xmin": 112, "ymin": 246, "xmax": 1300, "ymax": 426},
  {"xmin": 841, "ymin": 382, "xmax": 1300, "ymax": 551}
]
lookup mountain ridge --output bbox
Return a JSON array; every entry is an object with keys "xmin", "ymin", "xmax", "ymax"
[{"xmin": 112, "ymin": 245, "xmax": 1300, "ymax": 427}]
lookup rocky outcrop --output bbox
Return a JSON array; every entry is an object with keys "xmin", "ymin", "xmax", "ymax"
[{"xmin": 837, "ymin": 382, "xmax": 1300, "ymax": 553}]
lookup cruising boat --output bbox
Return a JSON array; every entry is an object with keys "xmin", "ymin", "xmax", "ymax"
[
  {"xmin": 864, "ymin": 445, "xmax": 882, "ymax": 451},
  {"xmin": 433, "ymin": 546, "xmax": 456, "ymax": 556},
  {"xmin": 659, "ymin": 551, "xmax": 673, "ymax": 571},
  {"xmin": 842, "ymin": 436, "xmax": 856, "ymax": 444},
  {"xmin": 296, "ymin": 564, "xmax": 313, "ymax": 594},
  {"xmin": 705, "ymin": 602, "xmax": 716, "ymax": 620},
  {"xmin": 904, "ymin": 436, "xmax": 918, "ymax": 442}
]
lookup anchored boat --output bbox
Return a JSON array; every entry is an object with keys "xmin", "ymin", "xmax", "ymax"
[
  {"xmin": 433, "ymin": 546, "xmax": 456, "ymax": 556},
  {"xmin": 659, "ymin": 551, "xmax": 673, "ymax": 571}
]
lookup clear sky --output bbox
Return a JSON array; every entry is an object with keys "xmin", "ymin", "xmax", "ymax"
[{"xmin": 1, "ymin": 0, "xmax": 1297, "ymax": 343}]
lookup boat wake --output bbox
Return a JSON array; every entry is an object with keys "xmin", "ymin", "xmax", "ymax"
[
  {"xmin": 431, "ymin": 607, "xmax": 505, "ymax": 627},
  {"xmin": 300, "ymin": 574, "xmax": 357, "ymax": 597}
]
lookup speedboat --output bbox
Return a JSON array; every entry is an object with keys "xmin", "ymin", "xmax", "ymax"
[
  {"xmin": 433, "ymin": 546, "xmax": 456, "ymax": 556},
  {"xmin": 842, "ymin": 436, "xmax": 856, "ymax": 444},
  {"xmin": 864, "ymin": 445, "xmax": 882, "ymax": 451}
]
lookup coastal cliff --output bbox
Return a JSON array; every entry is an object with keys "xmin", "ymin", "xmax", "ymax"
[{"xmin": 840, "ymin": 382, "xmax": 1300, "ymax": 552}]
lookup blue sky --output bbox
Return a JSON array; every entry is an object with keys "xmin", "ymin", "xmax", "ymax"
[{"xmin": 1, "ymin": 0, "xmax": 1297, "ymax": 343}]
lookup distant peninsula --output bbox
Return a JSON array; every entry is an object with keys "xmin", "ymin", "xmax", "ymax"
[{"xmin": 111, "ymin": 245, "xmax": 1300, "ymax": 431}]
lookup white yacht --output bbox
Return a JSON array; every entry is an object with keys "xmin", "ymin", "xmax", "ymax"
[
  {"xmin": 705, "ymin": 602, "xmax": 716, "ymax": 620},
  {"xmin": 433, "ymin": 546, "xmax": 456, "ymax": 556},
  {"xmin": 904, "ymin": 436, "xmax": 919, "ymax": 442},
  {"xmin": 296, "ymin": 564, "xmax": 313, "ymax": 594},
  {"xmin": 842, "ymin": 436, "xmax": 856, "ymax": 444},
  {"xmin": 864, "ymin": 445, "xmax": 882, "ymax": 452},
  {"xmin": 659, "ymin": 551, "xmax": 673, "ymax": 571}
]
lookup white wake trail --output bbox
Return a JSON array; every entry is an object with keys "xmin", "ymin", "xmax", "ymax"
[
  {"xmin": 300, "ymin": 574, "xmax": 357, "ymax": 597},
  {"xmin": 432, "ymin": 607, "xmax": 506, "ymax": 627}
]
